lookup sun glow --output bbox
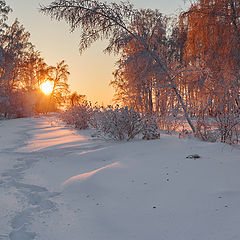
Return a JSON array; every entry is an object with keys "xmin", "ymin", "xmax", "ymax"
[{"xmin": 40, "ymin": 80, "xmax": 54, "ymax": 95}]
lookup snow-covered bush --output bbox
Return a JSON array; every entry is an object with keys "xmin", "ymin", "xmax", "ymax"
[
  {"xmin": 195, "ymin": 118, "xmax": 218, "ymax": 142},
  {"xmin": 60, "ymin": 104, "xmax": 160, "ymax": 141},
  {"xmin": 194, "ymin": 97, "xmax": 240, "ymax": 145},
  {"xmin": 60, "ymin": 102, "xmax": 92, "ymax": 129},
  {"xmin": 90, "ymin": 106, "xmax": 160, "ymax": 141},
  {"xmin": 142, "ymin": 115, "xmax": 160, "ymax": 140},
  {"xmin": 215, "ymin": 110, "xmax": 240, "ymax": 144}
]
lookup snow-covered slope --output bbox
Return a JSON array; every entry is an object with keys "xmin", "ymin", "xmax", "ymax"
[{"xmin": 0, "ymin": 116, "xmax": 239, "ymax": 240}]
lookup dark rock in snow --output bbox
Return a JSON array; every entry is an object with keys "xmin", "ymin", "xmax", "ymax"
[{"xmin": 186, "ymin": 154, "xmax": 201, "ymax": 159}]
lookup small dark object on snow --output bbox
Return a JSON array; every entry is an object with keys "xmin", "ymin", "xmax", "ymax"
[{"xmin": 186, "ymin": 154, "xmax": 201, "ymax": 159}]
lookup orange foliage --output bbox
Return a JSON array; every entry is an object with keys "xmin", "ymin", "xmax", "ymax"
[{"xmin": 182, "ymin": 0, "xmax": 240, "ymax": 72}]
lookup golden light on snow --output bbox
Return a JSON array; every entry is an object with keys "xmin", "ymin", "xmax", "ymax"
[
  {"xmin": 40, "ymin": 80, "xmax": 54, "ymax": 95},
  {"xmin": 62, "ymin": 162, "xmax": 120, "ymax": 186}
]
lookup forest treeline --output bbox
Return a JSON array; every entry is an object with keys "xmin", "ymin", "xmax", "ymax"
[
  {"xmin": 41, "ymin": 0, "xmax": 240, "ymax": 143},
  {"xmin": 1, "ymin": 0, "xmax": 240, "ymax": 144},
  {"xmin": 0, "ymin": 1, "xmax": 84, "ymax": 118}
]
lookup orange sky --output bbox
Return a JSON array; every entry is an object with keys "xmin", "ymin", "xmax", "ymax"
[{"xmin": 7, "ymin": 0, "xmax": 185, "ymax": 105}]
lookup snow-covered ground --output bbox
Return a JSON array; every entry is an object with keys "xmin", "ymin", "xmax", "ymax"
[{"xmin": 0, "ymin": 116, "xmax": 240, "ymax": 240}]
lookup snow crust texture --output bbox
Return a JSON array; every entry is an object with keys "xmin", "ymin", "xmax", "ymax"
[{"xmin": 0, "ymin": 116, "xmax": 240, "ymax": 240}]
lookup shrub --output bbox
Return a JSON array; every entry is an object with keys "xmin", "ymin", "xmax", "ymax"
[
  {"xmin": 90, "ymin": 106, "xmax": 160, "ymax": 141},
  {"xmin": 195, "ymin": 118, "xmax": 218, "ymax": 142},
  {"xmin": 215, "ymin": 110, "xmax": 240, "ymax": 144},
  {"xmin": 60, "ymin": 104, "xmax": 160, "ymax": 141},
  {"xmin": 60, "ymin": 102, "xmax": 92, "ymax": 129},
  {"xmin": 142, "ymin": 115, "xmax": 160, "ymax": 140}
]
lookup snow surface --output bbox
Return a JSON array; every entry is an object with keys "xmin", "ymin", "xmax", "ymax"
[{"xmin": 0, "ymin": 116, "xmax": 240, "ymax": 240}]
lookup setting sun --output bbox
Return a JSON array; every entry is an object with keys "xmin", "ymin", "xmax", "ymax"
[{"xmin": 40, "ymin": 80, "xmax": 54, "ymax": 95}]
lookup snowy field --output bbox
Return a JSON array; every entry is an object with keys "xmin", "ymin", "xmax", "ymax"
[{"xmin": 0, "ymin": 116, "xmax": 240, "ymax": 240}]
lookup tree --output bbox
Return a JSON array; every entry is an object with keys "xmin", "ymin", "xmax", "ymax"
[
  {"xmin": 48, "ymin": 60, "xmax": 70, "ymax": 109},
  {"xmin": 177, "ymin": 0, "xmax": 240, "ymax": 142},
  {"xmin": 68, "ymin": 91, "xmax": 86, "ymax": 107},
  {"xmin": 0, "ymin": 19, "xmax": 35, "ymax": 87},
  {"xmin": 40, "ymin": 0, "xmax": 196, "ymax": 133},
  {"xmin": 111, "ymin": 9, "xmax": 169, "ymax": 114},
  {"xmin": 0, "ymin": 0, "xmax": 11, "ymax": 70},
  {"xmin": 0, "ymin": 19, "xmax": 37, "ymax": 117},
  {"xmin": 111, "ymin": 13, "xmax": 189, "ymax": 116},
  {"xmin": 0, "ymin": 0, "xmax": 11, "ymax": 33},
  {"xmin": 181, "ymin": 0, "xmax": 240, "ymax": 114},
  {"xmin": 0, "ymin": 0, "xmax": 11, "ymax": 91},
  {"xmin": 182, "ymin": 0, "xmax": 240, "ymax": 71}
]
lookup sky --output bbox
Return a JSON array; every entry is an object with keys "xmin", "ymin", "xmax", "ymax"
[{"xmin": 6, "ymin": 0, "xmax": 187, "ymax": 105}]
